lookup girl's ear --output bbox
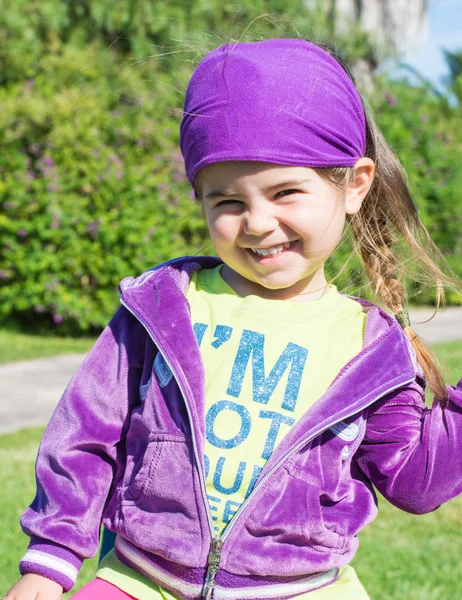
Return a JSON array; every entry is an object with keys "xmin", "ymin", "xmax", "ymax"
[{"xmin": 344, "ymin": 157, "xmax": 375, "ymax": 215}]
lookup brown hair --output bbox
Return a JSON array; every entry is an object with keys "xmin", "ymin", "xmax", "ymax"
[{"xmin": 315, "ymin": 43, "xmax": 461, "ymax": 401}]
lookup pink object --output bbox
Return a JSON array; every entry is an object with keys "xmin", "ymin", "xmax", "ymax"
[{"xmin": 71, "ymin": 578, "xmax": 136, "ymax": 599}]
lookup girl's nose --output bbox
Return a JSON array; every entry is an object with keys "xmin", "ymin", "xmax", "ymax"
[{"xmin": 243, "ymin": 206, "xmax": 279, "ymax": 236}]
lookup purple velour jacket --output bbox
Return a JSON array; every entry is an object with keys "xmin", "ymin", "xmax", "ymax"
[{"xmin": 19, "ymin": 257, "xmax": 462, "ymax": 600}]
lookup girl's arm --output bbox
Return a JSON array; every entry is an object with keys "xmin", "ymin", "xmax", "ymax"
[
  {"xmin": 355, "ymin": 376, "xmax": 462, "ymax": 514},
  {"xmin": 16, "ymin": 306, "xmax": 147, "ymax": 593}
]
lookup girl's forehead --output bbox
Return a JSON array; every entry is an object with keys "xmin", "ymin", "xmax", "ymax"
[
  {"xmin": 195, "ymin": 162, "xmax": 330, "ymax": 201},
  {"xmin": 197, "ymin": 161, "xmax": 316, "ymax": 187}
]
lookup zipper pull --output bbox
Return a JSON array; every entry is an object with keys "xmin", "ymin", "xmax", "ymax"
[{"xmin": 201, "ymin": 535, "xmax": 223, "ymax": 600}]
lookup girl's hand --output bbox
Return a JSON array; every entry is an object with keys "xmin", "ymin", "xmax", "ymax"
[{"xmin": 2, "ymin": 573, "xmax": 63, "ymax": 600}]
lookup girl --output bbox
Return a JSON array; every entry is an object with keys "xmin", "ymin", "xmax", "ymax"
[{"xmin": 4, "ymin": 38, "xmax": 462, "ymax": 600}]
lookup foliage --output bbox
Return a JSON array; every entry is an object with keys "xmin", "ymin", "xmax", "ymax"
[
  {"xmin": 442, "ymin": 48, "xmax": 462, "ymax": 104},
  {"xmin": 0, "ymin": 42, "xmax": 206, "ymax": 333},
  {"xmin": 326, "ymin": 72, "xmax": 462, "ymax": 306},
  {"xmin": 0, "ymin": 1, "xmax": 461, "ymax": 334},
  {"xmin": 372, "ymin": 76, "xmax": 462, "ymax": 304},
  {"xmin": 0, "ymin": 0, "xmax": 374, "ymax": 84}
]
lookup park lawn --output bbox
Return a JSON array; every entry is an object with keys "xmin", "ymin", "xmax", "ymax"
[
  {"xmin": 432, "ymin": 338, "xmax": 462, "ymax": 385},
  {"xmin": 0, "ymin": 427, "xmax": 99, "ymax": 598},
  {"xmin": 0, "ymin": 340, "xmax": 461, "ymax": 597},
  {"xmin": 0, "ymin": 329, "xmax": 96, "ymax": 364}
]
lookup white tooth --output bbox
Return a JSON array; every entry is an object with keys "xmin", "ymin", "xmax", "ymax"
[{"xmin": 252, "ymin": 245, "xmax": 288, "ymax": 256}]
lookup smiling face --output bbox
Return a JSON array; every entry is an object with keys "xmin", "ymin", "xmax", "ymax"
[{"xmin": 197, "ymin": 161, "xmax": 373, "ymax": 301}]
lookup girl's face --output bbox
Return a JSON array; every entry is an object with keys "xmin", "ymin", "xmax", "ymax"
[{"xmin": 198, "ymin": 161, "xmax": 372, "ymax": 301}]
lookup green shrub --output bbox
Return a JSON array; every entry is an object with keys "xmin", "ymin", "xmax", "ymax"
[
  {"xmin": 0, "ymin": 42, "xmax": 206, "ymax": 333},
  {"xmin": 0, "ymin": 2, "xmax": 461, "ymax": 335},
  {"xmin": 325, "ymin": 77, "xmax": 462, "ymax": 306},
  {"xmin": 373, "ymin": 77, "xmax": 462, "ymax": 304}
]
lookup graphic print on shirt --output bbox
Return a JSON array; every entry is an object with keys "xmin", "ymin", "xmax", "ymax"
[{"xmin": 194, "ymin": 322, "xmax": 308, "ymax": 534}]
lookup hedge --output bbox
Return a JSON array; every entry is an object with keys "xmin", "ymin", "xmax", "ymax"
[{"xmin": 0, "ymin": 2, "xmax": 460, "ymax": 334}]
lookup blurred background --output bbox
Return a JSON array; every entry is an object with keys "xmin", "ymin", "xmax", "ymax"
[
  {"xmin": 1, "ymin": 3, "xmax": 462, "ymax": 599},
  {"xmin": 0, "ymin": 0, "xmax": 461, "ymax": 337}
]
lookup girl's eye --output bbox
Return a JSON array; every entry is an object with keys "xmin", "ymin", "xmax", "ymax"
[
  {"xmin": 215, "ymin": 199, "xmax": 242, "ymax": 207},
  {"xmin": 275, "ymin": 189, "xmax": 300, "ymax": 198}
]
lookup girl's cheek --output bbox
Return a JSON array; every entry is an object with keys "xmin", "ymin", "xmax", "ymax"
[{"xmin": 209, "ymin": 218, "xmax": 233, "ymax": 243}]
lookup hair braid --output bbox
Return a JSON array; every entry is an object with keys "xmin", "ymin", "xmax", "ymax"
[{"xmin": 313, "ymin": 42, "xmax": 461, "ymax": 402}]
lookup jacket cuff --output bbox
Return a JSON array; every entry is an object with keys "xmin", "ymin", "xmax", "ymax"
[
  {"xmin": 19, "ymin": 536, "xmax": 83, "ymax": 593},
  {"xmin": 445, "ymin": 378, "xmax": 462, "ymax": 406}
]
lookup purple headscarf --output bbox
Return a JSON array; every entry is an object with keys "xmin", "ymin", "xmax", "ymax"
[{"xmin": 180, "ymin": 38, "xmax": 366, "ymax": 186}]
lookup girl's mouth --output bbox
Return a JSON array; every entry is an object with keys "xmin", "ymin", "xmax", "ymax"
[{"xmin": 247, "ymin": 240, "xmax": 299, "ymax": 260}]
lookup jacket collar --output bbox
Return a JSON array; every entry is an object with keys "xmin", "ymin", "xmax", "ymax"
[{"xmin": 119, "ymin": 257, "xmax": 417, "ymax": 462}]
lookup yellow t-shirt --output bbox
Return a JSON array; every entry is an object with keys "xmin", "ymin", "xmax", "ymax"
[
  {"xmin": 188, "ymin": 266, "xmax": 366, "ymax": 535},
  {"xmin": 97, "ymin": 265, "xmax": 369, "ymax": 599}
]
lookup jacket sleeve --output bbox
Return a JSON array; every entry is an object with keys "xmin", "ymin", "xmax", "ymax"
[
  {"xmin": 355, "ymin": 376, "xmax": 462, "ymax": 515},
  {"xmin": 19, "ymin": 306, "xmax": 147, "ymax": 591}
]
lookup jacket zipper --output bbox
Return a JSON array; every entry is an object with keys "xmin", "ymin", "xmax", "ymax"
[
  {"xmin": 202, "ymin": 536, "xmax": 223, "ymax": 599},
  {"xmin": 121, "ymin": 297, "xmax": 415, "ymax": 598}
]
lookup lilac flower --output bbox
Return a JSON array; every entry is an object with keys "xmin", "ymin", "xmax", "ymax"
[
  {"xmin": 45, "ymin": 279, "xmax": 60, "ymax": 291},
  {"xmin": 47, "ymin": 183, "xmax": 59, "ymax": 192},
  {"xmin": 53, "ymin": 314, "xmax": 64, "ymax": 325},
  {"xmin": 17, "ymin": 228, "xmax": 27, "ymax": 238},
  {"xmin": 145, "ymin": 227, "xmax": 157, "ymax": 240},
  {"xmin": 26, "ymin": 171, "xmax": 36, "ymax": 181},
  {"xmin": 34, "ymin": 305, "xmax": 46, "ymax": 313},
  {"xmin": 42, "ymin": 156, "xmax": 55, "ymax": 167},
  {"xmin": 86, "ymin": 219, "xmax": 101, "ymax": 239},
  {"xmin": 384, "ymin": 92, "xmax": 397, "ymax": 107},
  {"xmin": 0, "ymin": 270, "xmax": 8, "ymax": 280},
  {"xmin": 173, "ymin": 172, "xmax": 185, "ymax": 182},
  {"xmin": 4, "ymin": 200, "xmax": 18, "ymax": 210}
]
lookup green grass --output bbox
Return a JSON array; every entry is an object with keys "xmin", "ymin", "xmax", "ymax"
[
  {"xmin": 351, "ymin": 494, "xmax": 462, "ymax": 599},
  {"xmin": 0, "ymin": 329, "xmax": 96, "ymax": 364},
  {"xmin": 0, "ymin": 340, "xmax": 460, "ymax": 598},
  {"xmin": 0, "ymin": 427, "xmax": 99, "ymax": 598},
  {"xmin": 432, "ymin": 339, "xmax": 462, "ymax": 386}
]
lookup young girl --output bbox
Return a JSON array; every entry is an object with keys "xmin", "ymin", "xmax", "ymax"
[{"xmin": 4, "ymin": 38, "xmax": 462, "ymax": 600}]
